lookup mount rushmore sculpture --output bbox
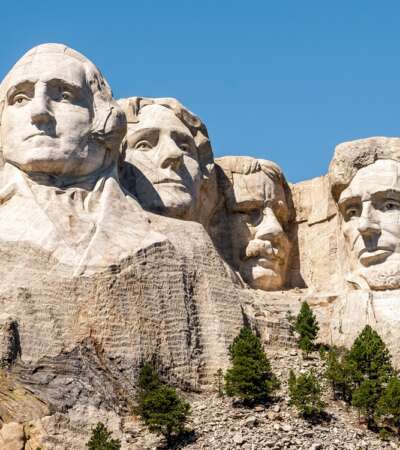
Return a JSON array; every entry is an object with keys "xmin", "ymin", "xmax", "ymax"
[{"xmin": 0, "ymin": 42, "xmax": 399, "ymax": 447}]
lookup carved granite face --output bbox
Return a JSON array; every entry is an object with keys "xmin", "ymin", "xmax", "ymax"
[
  {"xmin": 0, "ymin": 53, "xmax": 106, "ymax": 177},
  {"xmin": 124, "ymin": 104, "xmax": 202, "ymax": 219},
  {"xmin": 227, "ymin": 169, "xmax": 291, "ymax": 290},
  {"xmin": 337, "ymin": 159, "xmax": 400, "ymax": 289}
]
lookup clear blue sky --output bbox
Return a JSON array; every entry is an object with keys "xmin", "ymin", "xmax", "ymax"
[{"xmin": 1, "ymin": 1, "xmax": 400, "ymax": 183}]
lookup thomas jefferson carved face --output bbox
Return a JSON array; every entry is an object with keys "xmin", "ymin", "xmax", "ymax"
[
  {"xmin": 338, "ymin": 159, "xmax": 400, "ymax": 290},
  {"xmin": 224, "ymin": 164, "xmax": 291, "ymax": 290},
  {"xmin": 0, "ymin": 52, "xmax": 106, "ymax": 177},
  {"xmin": 124, "ymin": 104, "xmax": 202, "ymax": 219}
]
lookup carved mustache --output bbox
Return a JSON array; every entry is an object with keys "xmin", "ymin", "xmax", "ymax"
[{"xmin": 244, "ymin": 238, "xmax": 285, "ymax": 263}]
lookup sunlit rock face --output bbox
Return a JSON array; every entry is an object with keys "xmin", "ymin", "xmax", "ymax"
[
  {"xmin": 0, "ymin": 45, "xmax": 243, "ymax": 424},
  {"xmin": 329, "ymin": 137, "xmax": 400, "ymax": 291},
  {"xmin": 118, "ymin": 97, "xmax": 218, "ymax": 227},
  {"xmin": 0, "ymin": 43, "xmax": 162, "ymax": 273},
  {"xmin": 213, "ymin": 156, "xmax": 293, "ymax": 291}
]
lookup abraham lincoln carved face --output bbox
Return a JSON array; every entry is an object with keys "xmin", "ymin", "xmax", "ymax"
[{"xmin": 330, "ymin": 137, "xmax": 400, "ymax": 290}]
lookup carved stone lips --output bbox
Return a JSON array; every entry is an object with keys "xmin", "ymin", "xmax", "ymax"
[
  {"xmin": 24, "ymin": 131, "xmax": 50, "ymax": 141},
  {"xmin": 154, "ymin": 178, "xmax": 184, "ymax": 186},
  {"xmin": 358, "ymin": 247, "xmax": 393, "ymax": 266}
]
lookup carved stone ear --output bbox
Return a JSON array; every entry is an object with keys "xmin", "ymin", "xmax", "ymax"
[{"xmin": 90, "ymin": 103, "xmax": 127, "ymax": 156}]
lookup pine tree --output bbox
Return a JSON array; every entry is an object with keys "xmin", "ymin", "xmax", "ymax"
[
  {"xmin": 324, "ymin": 347, "xmax": 355, "ymax": 402},
  {"xmin": 86, "ymin": 422, "xmax": 121, "ymax": 450},
  {"xmin": 135, "ymin": 363, "xmax": 191, "ymax": 444},
  {"xmin": 347, "ymin": 325, "xmax": 393, "ymax": 386},
  {"xmin": 224, "ymin": 327, "xmax": 279, "ymax": 405},
  {"xmin": 348, "ymin": 326, "xmax": 393, "ymax": 426},
  {"xmin": 376, "ymin": 377, "xmax": 400, "ymax": 433},
  {"xmin": 288, "ymin": 370, "xmax": 325, "ymax": 419},
  {"xmin": 295, "ymin": 302, "xmax": 319, "ymax": 355},
  {"xmin": 352, "ymin": 379, "xmax": 381, "ymax": 426},
  {"xmin": 214, "ymin": 368, "xmax": 224, "ymax": 397}
]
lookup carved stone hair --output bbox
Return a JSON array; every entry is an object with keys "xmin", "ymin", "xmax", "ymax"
[
  {"xmin": 0, "ymin": 43, "xmax": 126, "ymax": 159},
  {"xmin": 329, "ymin": 136, "xmax": 400, "ymax": 202},
  {"xmin": 118, "ymin": 96, "xmax": 214, "ymax": 180}
]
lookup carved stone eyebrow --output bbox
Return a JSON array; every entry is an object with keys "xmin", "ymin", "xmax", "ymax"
[
  {"xmin": 46, "ymin": 78, "xmax": 83, "ymax": 92},
  {"xmin": 370, "ymin": 188, "xmax": 400, "ymax": 199},
  {"xmin": 6, "ymin": 80, "xmax": 36, "ymax": 101},
  {"xmin": 338, "ymin": 194, "xmax": 360, "ymax": 207},
  {"xmin": 127, "ymin": 127, "xmax": 160, "ymax": 146}
]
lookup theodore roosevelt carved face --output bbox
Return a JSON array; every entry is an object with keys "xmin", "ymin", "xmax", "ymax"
[
  {"xmin": 0, "ymin": 44, "xmax": 125, "ymax": 178},
  {"xmin": 330, "ymin": 138, "xmax": 400, "ymax": 290},
  {"xmin": 119, "ymin": 97, "xmax": 215, "ymax": 222},
  {"xmin": 217, "ymin": 156, "xmax": 292, "ymax": 291}
]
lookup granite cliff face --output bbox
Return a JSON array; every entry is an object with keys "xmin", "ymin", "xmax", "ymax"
[{"xmin": 0, "ymin": 43, "xmax": 399, "ymax": 449}]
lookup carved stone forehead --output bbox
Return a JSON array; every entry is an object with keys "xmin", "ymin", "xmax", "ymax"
[
  {"xmin": 0, "ymin": 44, "xmax": 95, "ymax": 101},
  {"xmin": 340, "ymin": 159, "xmax": 400, "ymax": 200},
  {"xmin": 2, "ymin": 54, "xmax": 87, "ymax": 93},
  {"xmin": 229, "ymin": 171, "xmax": 284, "ymax": 206},
  {"xmin": 131, "ymin": 104, "xmax": 192, "ymax": 135}
]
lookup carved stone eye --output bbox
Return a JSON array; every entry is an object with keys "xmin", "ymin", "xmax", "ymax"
[
  {"xmin": 13, "ymin": 94, "xmax": 29, "ymax": 105},
  {"xmin": 345, "ymin": 207, "xmax": 359, "ymax": 220},
  {"xmin": 135, "ymin": 141, "xmax": 152, "ymax": 150},
  {"xmin": 179, "ymin": 143, "xmax": 190, "ymax": 152},
  {"xmin": 383, "ymin": 201, "xmax": 400, "ymax": 211}
]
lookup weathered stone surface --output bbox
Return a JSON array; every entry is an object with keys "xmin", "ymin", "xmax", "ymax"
[
  {"xmin": 289, "ymin": 175, "xmax": 338, "ymax": 292},
  {"xmin": 0, "ymin": 44, "xmax": 243, "ymax": 422},
  {"xmin": 0, "ymin": 422, "xmax": 24, "ymax": 450},
  {"xmin": 211, "ymin": 156, "xmax": 294, "ymax": 291}
]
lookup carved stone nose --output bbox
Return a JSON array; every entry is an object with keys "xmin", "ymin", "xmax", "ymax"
[
  {"xmin": 159, "ymin": 143, "xmax": 184, "ymax": 170},
  {"xmin": 30, "ymin": 97, "xmax": 52, "ymax": 125},
  {"xmin": 255, "ymin": 211, "xmax": 284, "ymax": 241},
  {"xmin": 357, "ymin": 217, "xmax": 381, "ymax": 237}
]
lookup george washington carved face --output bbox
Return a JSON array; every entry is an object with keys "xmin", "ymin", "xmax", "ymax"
[{"xmin": 0, "ymin": 44, "xmax": 125, "ymax": 178}]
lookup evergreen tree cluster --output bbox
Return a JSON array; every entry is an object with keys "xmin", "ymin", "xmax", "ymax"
[
  {"xmin": 224, "ymin": 327, "xmax": 280, "ymax": 404},
  {"xmin": 324, "ymin": 325, "xmax": 400, "ymax": 432},
  {"xmin": 134, "ymin": 363, "xmax": 191, "ymax": 444}
]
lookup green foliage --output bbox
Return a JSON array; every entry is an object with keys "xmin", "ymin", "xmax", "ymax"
[
  {"xmin": 352, "ymin": 379, "xmax": 381, "ymax": 423},
  {"xmin": 294, "ymin": 302, "xmax": 319, "ymax": 355},
  {"xmin": 86, "ymin": 422, "xmax": 121, "ymax": 450},
  {"xmin": 288, "ymin": 370, "xmax": 325, "ymax": 418},
  {"xmin": 324, "ymin": 347, "xmax": 355, "ymax": 402},
  {"xmin": 135, "ymin": 363, "xmax": 191, "ymax": 443},
  {"xmin": 348, "ymin": 326, "xmax": 394, "ymax": 425},
  {"xmin": 323, "ymin": 326, "xmax": 395, "ymax": 428},
  {"xmin": 376, "ymin": 377, "xmax": 400, "ymax": 432},
  {"xmin": 348, "ymin": 325, "xmax": 393, "ymax": 385},
  {"xmin": 224, "ymin": 327, "xmax": 280, "ymax": 404},
  {"xmin": 214, "ymin": 368, "xmax": 224, "ymax": 397}
]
